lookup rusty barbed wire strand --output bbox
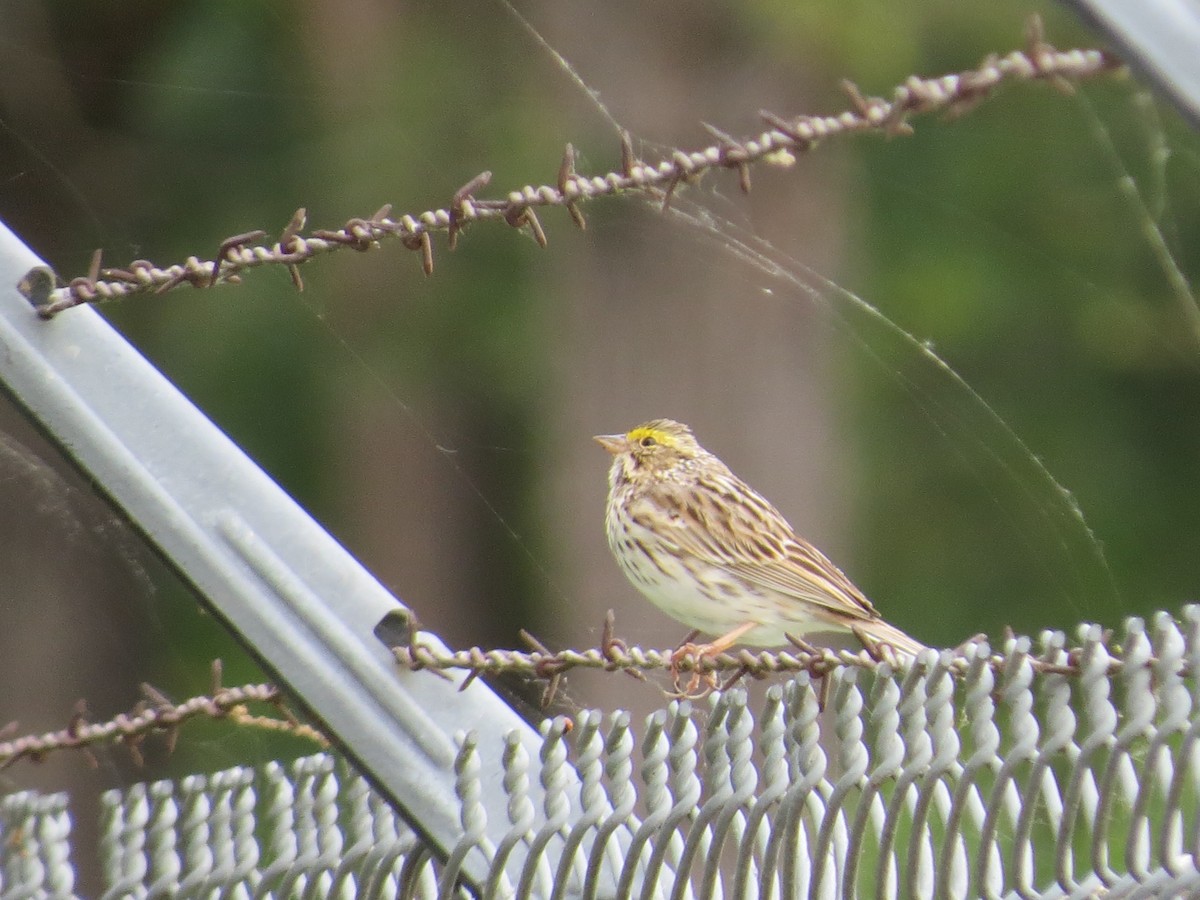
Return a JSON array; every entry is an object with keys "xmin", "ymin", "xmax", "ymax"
[
  {"xmin": 22, "ymin": 19, "xmax": 1121, "ymax": 318},
  {"xmin": 0, "ymin": 661, "xmax": 326, "ymax": 771},
  {"xmin": 387, "ymin": 611, "xmax": 1147, "ymax": 702},
  {"xmin": 388, "ymin": 639, "xmax": 1136, "ymax": 686},
  {"xmin": 0, "ymin": 618, "xmax": 1158, "ymax": 768}
]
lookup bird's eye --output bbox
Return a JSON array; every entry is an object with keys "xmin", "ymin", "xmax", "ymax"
[{"xmin": 640, "ymin": 436, "xmax": 657, "ymax": 448}]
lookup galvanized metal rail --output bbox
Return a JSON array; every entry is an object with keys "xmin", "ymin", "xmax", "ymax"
[{"xmin": 0, "ymin": 220, "xmax": 566, "ymax": 894}]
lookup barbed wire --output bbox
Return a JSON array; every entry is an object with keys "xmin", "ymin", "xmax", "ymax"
[
  {"xmin": 384, "ymin": 608, "xmax": 1151, "ymax": 708},
  {"xmin": 19, "ymin": 17, "xmax": 1121, "ymax": 319},
  {"xmin": 1, "ymin": 607, "xmax": 1182, "ymax": 769},
  {"xmin": 0, "ymin": 660, "xmax": 326, "ymax": 771},
  {"xmin": 391, "ymin": 626, "xmax": 1132, "ymax": 688}
]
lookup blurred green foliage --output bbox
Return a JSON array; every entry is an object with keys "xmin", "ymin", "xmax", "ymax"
[{"xmin": 850, "ymin": 54, "xmax": 1200, "ymax": 643}]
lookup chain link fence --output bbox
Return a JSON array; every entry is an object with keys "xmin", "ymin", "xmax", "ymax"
[{"xmin": 3, "ymin": 610, "xmax": 1199, "ymax": 898}]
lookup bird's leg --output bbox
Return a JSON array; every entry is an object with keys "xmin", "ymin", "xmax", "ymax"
[
  {"xmin": 669, "ymin": 622, "xmax": 757, "ymax": 696},
  {"xmin": 702, "ymin": 621, "xmax": 758, "ymax": 654}
]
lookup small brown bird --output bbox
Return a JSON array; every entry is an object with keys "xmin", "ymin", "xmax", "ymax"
[{"xmin": 595, "ymin": 418, "xmax": 926, "ymax": 663}]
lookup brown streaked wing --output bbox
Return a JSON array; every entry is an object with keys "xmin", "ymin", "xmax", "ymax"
[
  {"xmin": 732, "ymin": 538, "xmax": 881, "ymax": 622},
  {"xmin": 654, "ymin": 474, "xmax": 880, "ymax": 622}
]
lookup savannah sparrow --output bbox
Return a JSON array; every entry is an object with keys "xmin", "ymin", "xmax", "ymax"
[{"xmin": 595, "ymin": 418, "xmax": 926, "ymax": 663}]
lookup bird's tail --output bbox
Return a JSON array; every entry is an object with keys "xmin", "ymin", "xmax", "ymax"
[{"xmin": 852, "ymin": 619, "xmax": 929, "ymax": 660}]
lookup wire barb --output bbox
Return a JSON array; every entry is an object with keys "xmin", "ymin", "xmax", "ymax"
[
  {"xmin": 209, "ymin": 231, "xmax": 268, "ymax": 287},
  {"xmin": 558, "ymin": 143, "xmax": 587, "ymax": 229},
  {"xmin": 448, "ymin": 170, "xmax": 492, "ymax": 250}
]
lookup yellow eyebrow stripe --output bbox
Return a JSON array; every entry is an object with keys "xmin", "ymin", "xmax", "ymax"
[{"xmin": 628, "ymin": 426, "xmax": 673, "ymax": 445}]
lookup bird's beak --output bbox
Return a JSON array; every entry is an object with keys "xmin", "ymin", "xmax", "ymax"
[{"xmin": 593, "ymin": 433, "xmax": 626, "ymax": 455}]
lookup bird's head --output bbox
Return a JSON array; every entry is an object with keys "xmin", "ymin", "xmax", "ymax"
[{"xmin": 594, "ymin": 418, "xmax": 704, "ymax": 484}]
